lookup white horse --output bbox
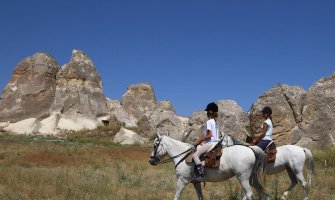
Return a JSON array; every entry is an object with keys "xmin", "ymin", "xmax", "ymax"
[
  {"xmin": 222, "ymin": 133, "xmax": 315, "ymax": 200},
  {"xmin": 149, "ymin": 134, "xmax": 266, "ymax": 200}
]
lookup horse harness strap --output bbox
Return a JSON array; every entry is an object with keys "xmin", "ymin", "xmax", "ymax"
[
  {"xmin": 175, "ymin": 151, "xmax": 193, "ymax": 168},
  {"xmin": 159, "ymin": 147, "xmax": 195, "ymax": 168}
]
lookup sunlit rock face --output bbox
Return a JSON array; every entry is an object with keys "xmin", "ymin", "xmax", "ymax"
[
  {"xmin": 249, "ymin": 74, "xmax": 335, "ymax": 148},
  {"xmin": 0, "ymin": 50, "xmax": 109, "ymax": 133},
  {"xmin": 183, "ymin": 100, "xmax": 249, "ymax": 143},
  {"xmin": 249, "ymin": 84, "xmax": 306, "ymax": 146},
  {"xmin": 120, "ymin": 83, "xmax": 187, "ymax": 140},
  {"xmin": 300, "ymin": 73, "xmax": 335, "ymax": 147},
  {"xmin": 121, "ymin": 83, "xmax": 157, "ymax": 120},
  {"xmin": 52, "ymin": 50, "xmax": 109, "ymax": 131},
  {"xmin": 0, "ymin": 50, "xmax": 334, "ymax": 149},
  {"xmin": 0, "ymin": 52, "xmax": 60, "ymax": 122}
]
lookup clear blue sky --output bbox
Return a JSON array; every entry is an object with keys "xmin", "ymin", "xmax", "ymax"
[{"xmin": 0, "ymin": 0, "xmax": 334, "ymax": 116}]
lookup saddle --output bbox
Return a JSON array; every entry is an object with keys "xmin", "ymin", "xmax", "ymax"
[
  {"xmin": 204, "ymin": 144, "xmax": 222, "ymax": 168},
  {"xmin": 200, "ymin": 142, "xmax": 222, "ymax": 168},
  {"xmin": 264, "ymin": 141, "xmax": 277, "ymax": 162}
]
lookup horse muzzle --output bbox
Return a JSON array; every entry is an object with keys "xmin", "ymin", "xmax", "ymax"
[{"xmin": 149, "ymin": 156, "xmax": 159, "ymax": 166}]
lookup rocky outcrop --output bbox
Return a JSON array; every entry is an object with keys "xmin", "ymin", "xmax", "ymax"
[
  {"xmin": 0, "ymin": 52, "xmax": 60, "ymax": 122},
  {"xmin": 184, "ymin": 100, "xmax": 249, "ymax": 143},
  {"xmin": 4, "ymin": 118, "xmax": 39, "ymax": 135},
  {"xmin": 52, "ymin": 50, "xmax": 109, "ymax": 130},
  {"xmin": 217, "ymin": 100, "xmax": 250, "ymax": 140},
  {"xmin": 113, "ymin": 128, "xmax": 148, "ymax": 145},
  {"xmin": 107, "ymin": 99, "xmax": 138, "ymax": 128},
  {"xmin": 299, "ymin": 73, "xmax": 335, "ymax": 147},
  {"xmin": 121, "ymin": 83, "xmax": 156, "ymax": 120},
  {"xmin": 183, "ymin": 110, "xmax": 207, "ymax": 143},
  {"xmin": 249, "ymin": 75, "xmax": 335, "ymax": 148},
  {"xmin": 38, "ymin": 113, "xmax": 60, "ymax": 135},
  {"xmin": 119, "ymin": 83, "xmax": 187, "ymax": 140},
  {"xmin": 249, "ymin": 85, "xmax": 306, "ymax": 146},
  {"xmin": 0, "ymin": 50, "xmax": 334, "ymax": 148},
  {"xmin": 148, "ymin": 101, "xmax": 188, "ymax": 139},
  {"xmin": 0, "ymin": 50, "xmax": 109, "ymax": 134}
]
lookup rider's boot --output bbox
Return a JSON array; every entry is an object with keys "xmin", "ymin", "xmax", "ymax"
[{"xmin": 194, "ymin": 164, "xmax": 205, "ymax": 182}]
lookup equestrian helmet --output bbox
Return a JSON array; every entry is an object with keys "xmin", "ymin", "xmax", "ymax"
[
  {"xmin": 261, "ymin": 106, "xmax": 272, "ymax": 115},
  {"xmin": 205, "ymin": 102, "xmax": 218, "ymax": 112}
]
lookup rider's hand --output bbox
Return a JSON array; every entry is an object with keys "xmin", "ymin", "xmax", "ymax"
[{"xmin": 252, "ymin": 138, "xmax": 258, "ymax": 145}]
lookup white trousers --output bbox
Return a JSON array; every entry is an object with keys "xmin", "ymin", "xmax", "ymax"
[{"xmin": 192, "ymin": 143, "xmax": 212, "ymax": 165}]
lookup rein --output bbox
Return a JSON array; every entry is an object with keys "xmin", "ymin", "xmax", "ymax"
[
  {"xmin": 153, "ymin": 137, "xmax": 195, "ymax": 168},
  {"xmin": 159, "ymin": 146, "xmax": 195, "ymax": 168}
]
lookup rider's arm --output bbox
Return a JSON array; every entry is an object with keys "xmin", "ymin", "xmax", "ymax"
[
  {"xmin": 195, "ymin": 130, "xmax": 212, "ymax": 146},
  {"xmin": 253, "ymin": 123, "xmax": 268, "ymax": 145}
]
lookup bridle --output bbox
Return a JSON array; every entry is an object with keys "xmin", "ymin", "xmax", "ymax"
[
  {"xmin": 150, "ymin": 137, "xmax": 195, "ymax": 168},
  {"xmin": 220, "ymin": 132, "xmax": 233, "ymax": 147},
  {"xmin": 151, "ymin": 136, "xmax": 163, "ymax": 162}
]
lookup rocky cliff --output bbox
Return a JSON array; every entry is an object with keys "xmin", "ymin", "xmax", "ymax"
[
  {"xmin": 0, "ymin": 50, "xmax": 109, "ymax": 134},
  {"xmin": 0, "ymin": 50, "xmax": 334, "ymax": 148},
  {"xmin": 0, "ymin": 52, "xmax": 60, "ymax": 123},
  {"xmin": 249, "ymin": 74, "xmax": 335, "ymax": 148}
]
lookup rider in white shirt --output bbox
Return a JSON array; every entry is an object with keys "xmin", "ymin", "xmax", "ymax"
[{"xmin": 192, "ymin": 102, "xmax": 219, "ymax": 180}]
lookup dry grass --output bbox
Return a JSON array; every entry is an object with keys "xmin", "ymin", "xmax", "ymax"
[{"xmin": 0, "ymin": 133, "xmax": 334, "ymax": 200}]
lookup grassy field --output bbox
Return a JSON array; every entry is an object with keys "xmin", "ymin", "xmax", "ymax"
[{"xmin": 0, "ymin": 133, "xmax": 334, "ymax": 200}]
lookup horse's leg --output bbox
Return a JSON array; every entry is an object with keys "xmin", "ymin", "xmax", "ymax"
[
  {"xmin": 192, "ymin": 181, "xmax": 204, "ymax": 200},
  {"xmin": 174, "ymin": 178, "xmax": 188, "ymax": 200},
  {"xmin": 281, "ymin": 168, "xmax": 298, "ymax": 200},
  {"xmin": 295, "ymin": 172, "xmax": 308, "ymax": 200},
  {"xmin": 239, "ymin": 179, "xmax": 253, "ymax": 200}
]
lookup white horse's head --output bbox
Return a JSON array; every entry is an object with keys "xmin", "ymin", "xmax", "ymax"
[
  {"xmin": 149, "ymin": 133, "xmax": 168, "ymax": 166},
  {"xmin": 220, "ymin": 132, "xmax": 235, "ymax": 147}
]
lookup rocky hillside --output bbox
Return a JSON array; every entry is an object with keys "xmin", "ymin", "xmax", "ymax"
[{"xmin": 0, "ymin": 50, "xmax": 334, "ymax": 148}]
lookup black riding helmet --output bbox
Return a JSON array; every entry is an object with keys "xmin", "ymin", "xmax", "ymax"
[
  {"xmin": 261, "ymin": 106, "xmax": 272, "ymax": 115},
  {"xmin": 205, "ymin": 102, "xmax": 218, "ymax": 112}
]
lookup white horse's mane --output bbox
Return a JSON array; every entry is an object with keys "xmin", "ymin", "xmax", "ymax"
[
  {"xmin": 222, "ymin": 133, "xmax": 251, "ymax": 146},
  {"xmin": 162, "ymin": 135, "xmax": 193, "ymax": 148}
]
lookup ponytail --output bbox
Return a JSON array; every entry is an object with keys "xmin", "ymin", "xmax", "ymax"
[
  {"xmin": 269, "ymin": 115, "xmax": 274, "ymax": 126},
  {"xmin": 207, "ymin": 110, "xmax": 218, "ymax": 118}
]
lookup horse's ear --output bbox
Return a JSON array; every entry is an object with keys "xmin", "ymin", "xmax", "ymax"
[{"xmin": 156, "ymin": 133, "xmax": 161, "ymax": 138}]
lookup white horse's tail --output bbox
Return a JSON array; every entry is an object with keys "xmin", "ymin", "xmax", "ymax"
[
  {"xmin": 249, "ymin": 146, "xmax": 266, "ymax": 177},
  {"xmin": 249, "ymin": 146, "xmax": 266, "ymax": 197},
  {"xmin": 303, "ymin": 148, "xmax": 315, "ymax": 187}
]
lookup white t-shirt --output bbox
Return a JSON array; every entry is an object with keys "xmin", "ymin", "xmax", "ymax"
[
  {"xmin": 262, "ymin": 119, "xmax": 273, "ymax": 140},
  {"xmin": 204, "ymin": 119, "xmax": 218, "ymax": 144}
]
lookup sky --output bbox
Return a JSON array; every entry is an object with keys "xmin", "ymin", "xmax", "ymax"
[{"xmin": 0, "ymin": 0, "xmax": 334, "ymax": 116}]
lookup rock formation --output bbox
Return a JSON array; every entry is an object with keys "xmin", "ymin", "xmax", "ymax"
[
  {"xmin": 119, "ymin": 83, "xmax": 187, "ymax": 140},
  {"xmin": 1, "ymin": 50, "xmax": 109, "ymax": 134},
  {"xmin": 217, "ymin": 100, "xmax": 250, "ymax": 140},
  {"xmin": 113, "ymin": 128, "xmax": 148, "ymax": 145},
  {"xmin": 249, "ymin": 84, "xmax": 306, "ymax": 146},
  {"xmin": 0, "ymin": 52, "xmax": 60, "ymax": 122},
  {"xmin": 0, "ymin": 50, "xmax": 334, "ymax": 148},
  {"xmin": 184, "ymin": 100, "xmax": 249, "ymax": 143},
  {"xmin": 107, "ymin": 99, "xmax": 138, "ymax": 129},
  {"xmin": 52, "ymin": 50, "xmax": 109, "ymax": 131},
  {"xmin": 120, "ymin": 83, "xmax": 156, "ymax": 120},
  {"xmin": 299, "ymin": 73, "xmax": 335, "ymax": 147},
  {"xmin": 249, "ymin": 74, "xmax": 335, "ymax": 148}
]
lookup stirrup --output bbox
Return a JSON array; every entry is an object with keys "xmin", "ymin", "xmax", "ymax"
[{"xmin": 193, "ymin": 175, "xmax": 205, "ymax": 182}]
